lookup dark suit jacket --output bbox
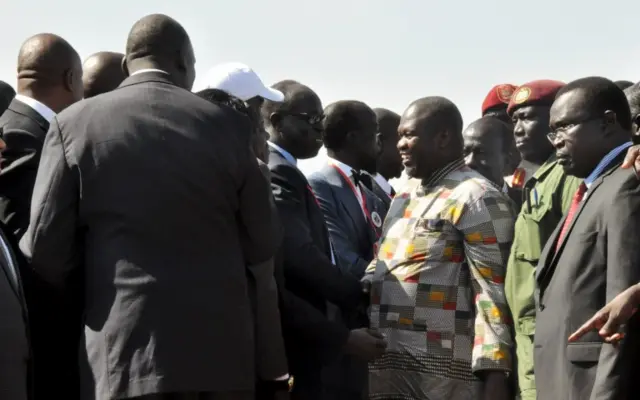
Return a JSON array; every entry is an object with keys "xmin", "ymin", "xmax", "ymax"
[
  {"xmin": 0, "ymin": 98, "xmax": 50, "ymax": 237},
  {"xmin": 19, "ymin": 72, "xmax": 277, "ymax": 399},
  {"xmin": 0, "ymin": 219, "xmax": 30, "ymax": 400},
  {"xmin": 247, "ymin": 160, "xmax": 288, "ymax": 381},
  {"xmin": 535, "ymin": 154, "xmax": 640, "ymax": 400},
  {"xmin": 267, "ymin": 147, "xmax": 361, "ymax": 375},
  {"xmin": 0, "ymin": 99, "xmax": 74, "ymax": 399}
]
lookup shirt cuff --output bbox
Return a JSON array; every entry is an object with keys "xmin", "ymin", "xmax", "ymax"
[{"xmin": 275, "ymin": 374, "xmax": 289, "ymax": 381}]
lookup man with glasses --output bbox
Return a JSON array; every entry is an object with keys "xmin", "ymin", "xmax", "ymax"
[
  {"xmin": 535, "ymin": 76, "xmax": 640, "ymax": 399},
  {"xmin": 262, "ymin": 80, "xmax": 387, "ymax": 400},
  {"xmin": 504, "ymin": 80, "xmax": 582, "ymax": 400}
]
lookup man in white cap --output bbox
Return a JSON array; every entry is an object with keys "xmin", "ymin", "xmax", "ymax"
[{"xmin": 200, "ymin": 62, "xmax": 284, "ymax": 162}]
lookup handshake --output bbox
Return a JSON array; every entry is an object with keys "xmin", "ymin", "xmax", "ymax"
[
  {"xmin": 344, "ymin": 276, "xmax": 388, "ymax": 361},
  {"xmin": 344, "ymin": 327, "xmax": 388, "ymax": 361}
]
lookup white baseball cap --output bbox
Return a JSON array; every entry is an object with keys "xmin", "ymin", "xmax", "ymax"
[{"xmin": 200, "ymin": 62, "xmax": 284, "ymax": 102}]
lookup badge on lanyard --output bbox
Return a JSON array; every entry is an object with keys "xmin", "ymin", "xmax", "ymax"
[{"xmin": 371, "ymin": 211, "xmax": 382, "ymax": 228}]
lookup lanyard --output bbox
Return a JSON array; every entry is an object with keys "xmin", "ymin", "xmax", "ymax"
[{"xmin": 329, "ymin": 163, "xmax": 381, "ymax": 240}]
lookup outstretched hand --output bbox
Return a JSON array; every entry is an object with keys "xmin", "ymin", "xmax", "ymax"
[{"xmin": 568, "ymin": 284, "xmax": 640, "ymax": 344}]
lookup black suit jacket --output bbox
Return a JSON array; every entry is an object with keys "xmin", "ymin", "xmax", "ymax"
[
  {"xmin": 267, "ymin": 147, "xmax": 362, "ymax": 373},
  {"xmin": 534, "ymin": 154, "xmax": 640, "ymax": 400},
  {"xmin": 19, "ymin": 72, "xmax": 277, "ymax": 399},
  {"xmin": 0, "ymin": 98, "xmax": 50, "ymax": 237},
  {"xmin": 0, "ymin": 219, "xmax": 30, "ymax": 399}
]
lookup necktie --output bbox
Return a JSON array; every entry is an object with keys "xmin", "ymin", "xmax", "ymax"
[
  {"xmin": 351, "ymin": 170, "xmax": 373, "ymax": 191},
  {"xmin": 555, "ymin": 183, "xmax": 587, "ymax": 252}
]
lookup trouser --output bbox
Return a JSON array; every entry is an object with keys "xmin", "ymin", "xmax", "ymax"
[{"xmin": 130, "ymin": 391, "xmax": 254, "ymax": 400}]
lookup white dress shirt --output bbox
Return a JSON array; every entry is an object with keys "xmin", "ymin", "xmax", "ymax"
[
  {"xmin": 327, "ymin": 157, "xmax": 366, "ymax": 217},
  {"xmin": 130, "ymin": 68, "xmax": 169, "ymax": 77},
  {"xmin": 14, "ymin": 94, "xmax": 56, "ymax": 123},
  {"xmin": 373, "ymin": 173, "xmax": 393, "ymax": 197}
]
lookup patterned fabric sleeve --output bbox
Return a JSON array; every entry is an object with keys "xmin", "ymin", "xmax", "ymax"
[{"xmin": 455, "ymin": 191, "xmax": 515, "ymax": 374}]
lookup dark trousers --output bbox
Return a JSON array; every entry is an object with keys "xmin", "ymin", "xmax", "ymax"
[
  {"xmin": 131, "ymin": 391, "xmax": 254, "ymax": 400},
  {"xmin": 291, "ymin": 371, "xmax": 324, "ymax": 400}
]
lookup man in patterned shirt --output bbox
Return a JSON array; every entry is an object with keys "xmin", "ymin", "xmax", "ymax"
[{"xmin": 363, "ymin": 96, "xmax": 515, "ymax": 400}]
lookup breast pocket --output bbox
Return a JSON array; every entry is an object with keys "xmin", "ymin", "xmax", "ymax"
[{"xmin": 514, "ymin": 195, "xmax": 556, "ymax": 264}]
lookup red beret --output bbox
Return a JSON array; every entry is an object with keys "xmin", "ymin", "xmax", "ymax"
[
  {"xmin": 481, "ymin": 84, "xmax": 517, "ymax": 114},
  {"xmin": 507, "ymin": 80, "xmax": 565, "ymax": 115}
]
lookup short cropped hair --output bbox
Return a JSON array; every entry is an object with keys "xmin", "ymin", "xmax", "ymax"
[
  {"xmin": 322, "ymin": 100, "xmax": 373, "ymax": 150},
  {"xmin": 556, "ymin": 76, "xmax": 632, "ymax": 130}
]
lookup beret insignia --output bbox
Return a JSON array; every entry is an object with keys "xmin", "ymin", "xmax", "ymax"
[
  {"xmin": 513, "ymin": 87, "xmax": 531, "ymax": 104},
  {"xmin": 496, "ymin": 85, "xmax": 515, "ymax": 103}
]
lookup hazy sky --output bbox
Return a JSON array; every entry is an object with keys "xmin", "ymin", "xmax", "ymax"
[{"xmin": 2, "ymin": 0, "xmax": 638, "ymax": 175}]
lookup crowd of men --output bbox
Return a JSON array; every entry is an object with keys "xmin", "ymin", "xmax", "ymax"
[{"xmin": 1, "ymin": 11, "xmax": 640, "ymax": 400}]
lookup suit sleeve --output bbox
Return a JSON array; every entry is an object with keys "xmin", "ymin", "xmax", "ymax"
[
  {"xmin": 590, "ymin": 174, "xmax": 640, "ymax": 400},
  {"xmin": 19, "ymin": 119, "xmax": 81, "ymax": 287},
  {"xmin": 0, "ymin": 128, "xmax": 45, "ymax": 236},
  {"xmin": 237, "ymin": 139, "xmax": 277, "ymax": 266},
  {"xmin": 458, "ymin": 192, "xmax": 515, "ymax": 375},
  {"xmin": 270, "ymin": 164, "xmax": 361, "ymax": 310},
  {"xmin": 308, "ymin": 176, "xmax": 369, "ymax": 278},
  {"xmin": 245, "ymin": 160, "xmax": 288, "ymax": 380}
]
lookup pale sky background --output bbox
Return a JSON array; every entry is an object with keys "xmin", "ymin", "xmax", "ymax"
[{"xmin": 1, "ymin": 0, "xmax": 638, "ymax": 178}]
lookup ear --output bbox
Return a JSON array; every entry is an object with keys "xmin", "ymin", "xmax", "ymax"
[
  {"xmin": 269, "ymin": 112, "xmax": 282, "ymax": 130},
  {"xmin": 437, "ymin": 129, "xmax": 452, "ymax": 149},
  {"xmin": 63, "ymin": 69, "xmax": 74, "ymax": 92},
  {"xmin": 121, "ymin": 56, "xmax": 129, "ymax": 77},
  {"xmin": 603, "ymin": 110, "xmax": 617, "ymax": 133},
  {"xmin": 633, "ymin": 113, "xmax": 640, "ymax": 133}
]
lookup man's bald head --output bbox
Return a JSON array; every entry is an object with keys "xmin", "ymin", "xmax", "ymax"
[
  {"xmin": 16, "ymin": 33, "xmax": 83, "ymax": 112},
  {"xmin": 402, "ymin": 96, "xmax": 464, "ymax": 145},
  {"xmin": 125, "ymin": 14, "xmax": 195, "ymax": 90},
  {"xmin": 398, "ymin": 97, "xmax": 464, "ymax": 179},
  {"xmin": 82, "ymin": 52, "xmax": 125, "ymax": 98},
  {"xmin": 615, "ymin": 80, "xmax": 634, "ymax": 91},
  {"xmin": 463, "ymin": 117, "xmax": 512, "ymax": 185}
]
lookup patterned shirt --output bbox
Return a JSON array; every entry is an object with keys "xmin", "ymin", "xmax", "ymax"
[{"xmin": 365, "ymin": 159, "xmax": 515, "ymax": 400}]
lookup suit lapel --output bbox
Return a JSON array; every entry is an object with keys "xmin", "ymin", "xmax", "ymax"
[
  {"xmin": 0, "ymin": 223, "xmax": 23, "ymax": 302},
  {"xmin": 538, "ymin": 155, "xmax": 625, "ymax": 286},
  {"xmin": 321, "ymin": 165, "xmax": 370, "ymax": 246}
]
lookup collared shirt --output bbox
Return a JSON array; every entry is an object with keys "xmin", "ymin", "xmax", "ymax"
[
  {"xmin": 14, "ymin": 94, "xmax": 56, "ymax": 123},
  {"xmin": 584, "ymin": 141, "xmax": 633, "ymax": 190},
  {"xmin": 130, "ymin": 68, "xmax": 169, "ymax": 77},
  {"xmin": 268, "ymin": 141, "xmax": 296, "ymax": 166},
  {"xmin": 373, "ymin": 173, "xmax": 393, "ymax": 197},
  {"xmin": 327, "ymin": 157, "xmax": 366, "ymax": 217},
  {"xmin": 269, "ymin": 141, "xmax": 336, "ymax": 265}
]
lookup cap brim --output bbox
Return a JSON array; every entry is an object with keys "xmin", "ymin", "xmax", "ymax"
[{"xmin": 260, "ymin": 87, "xmax": 285, "ymax": 102}]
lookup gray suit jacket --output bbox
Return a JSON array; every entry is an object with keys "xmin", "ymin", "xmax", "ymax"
[
  {"xmin": 308, "ymin": 164, "xmax": 385, "ymax": 279},
  {"xmin": 245, "ymin": 160, "xmax": 288, "ymax": 381},
  {"xmin": 535, "ymin": 156, "xmax": 640, "ymax": 400},
  {"xmin": 19, "ymin": 72, "xmax": 277, "ymax": 399}
]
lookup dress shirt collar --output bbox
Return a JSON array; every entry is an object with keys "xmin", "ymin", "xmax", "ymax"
[
  {"xmin": 130, "ymin": 68, "xmax": 169, "ymax": 76},
  {"xmin": 14, "ymin": 94, "xmax": 56, "ymax": 123},
  {"xmin": 373, "ymin": 173, "xmax": 393, "ymax": 196},
  {"xmin": 583, "ymin": 141, "xmax": 632, "ymax": 189},
  {"xmin": 327, "ymin": 157, "xmax": 356, "ymax": 178},
  {"xmin": 268, "ymin": 141, "xmax": 296, "ymax": 166}
]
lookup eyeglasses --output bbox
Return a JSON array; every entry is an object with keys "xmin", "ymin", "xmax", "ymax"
[
  {"xmin": 285, "ymin": 112, "xmax": 324, "ymax": 125},
  {"xmin": 547, "ymin": 117, "xmax": 601, "ymax": 142}
]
